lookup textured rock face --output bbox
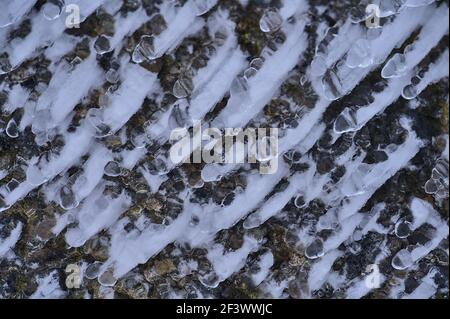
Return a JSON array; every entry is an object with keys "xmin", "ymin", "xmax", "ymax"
[{"xmin": 0, "ymin": 0, "xmax": 448, "ymax": 299}]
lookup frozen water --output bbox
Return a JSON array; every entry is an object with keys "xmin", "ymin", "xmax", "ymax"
[
  {"xmin": 94, "ymin": 35, "xmax": 112, "ymax": 55},
  {"xmin": 259, "ymin": 8, "xmax": 283, "ymax": 33},
  {"xmin": 305, "ymin": 238, "xmax": 325, "ymax": 259},
  {"xmin": 346, "ymin": 39, "xmax": 373, "ymax": 68},
  {"xmin": 381, "ymin": 53, "xmax": 407, "ymax": 78},
  {"xmin": 391, "ymin": 248, "xmax": 414, "ymax": 270},
  {"xmin": 333, "ymin": 107, "xmax": 358, "ymax": 134},
  {"xmin": 132, "ymin": 36, "xmax": 158, "ymax": 63},
  {"xmin": 42, "ymin": 0, "xmax": 65, "ymax": 21}
]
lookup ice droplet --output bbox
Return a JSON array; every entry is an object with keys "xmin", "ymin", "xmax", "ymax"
[
  {"xmin": 243, "ymin": 213, "xmax": 263, "ymax": 230},
  {"xmin": 310, "ymin": 55, "xmax": 327, "ymax": 77},
  {"xmin": 424, "ymin": 178, "xmax": 439, "ymax": 194},
  {"xmin": 104, "ymin": 161, "xmax": 121, "ymax": 177},
  {"xmin": 6, "ymin": 119, "xmax": 19, "ymax": 138},
  {"xmin": 94, "ymin": 35, "xmax": 112, "ymax": 55},
  {"xmin": 402, "ymin": 84, "xmax": 418, "ymax": 100},
  {"xmin": 346, "ymin": 39, "xmax": 373, "ymax": 68},
  {"xmin": 259, "ymin": 8, "xmax": 283, "ymax": 33},
  {"xmin": 305, "ymin": 238, "xmax": 325, "ymax": 259},
  {"xmin": 342, "ymin": 164, "xmax": 371, "ymax": 197},
  {"xmin": 59, "ymin": 185, "xmax": 79, "ymax": 210},
  {"xmin": 381, "ymin": 53, "xmax": 407, "ymax": 78},
  {"xmin": 193, "ymin": 0, "xmax": 217, "ymax": 16},
  {"xmin": 26, "ymin": 165, "xmax": 48, "ymax": 186},
  {"xmin": 86, "ymin": 108, "xmax": 112, "ymax": 138},
  {"xmin": 132, "ymin": 35, "xmax": 159, "ymax": 63},
  {"xmin": 85, "ymin": 261, "xmax": 103, "ymax": 280},
  {"xmin": 173, "ymin": 75, "xmax": 194, "ymax": 99},
  {"xmin": 42, "ymin": 0, "xmax": 65, "ymax": 21},
  {"xmin": 395, "ymin": 220, "xmax": 412, "ymax": 238},
  {"xmin": 322, "ymin": 68, "xmax": 344, "ymax": 101},
  {"xmin": 106, "ymin": 69, "xmax": 120, "ymax": 84},
  {"xmin": 98, "ymin": 268, "xmax": 117, "ymax": 287},
  {"xmin": 333, "ymin": 107, "xmax": 358, "ymax": 134},
  {"xmin": 294, "ymin": 194, "xmax": 307, "ymax": 209},
  {"xmin": 391, "ymin": 249, "xmax": 413, "ymax": 270}
]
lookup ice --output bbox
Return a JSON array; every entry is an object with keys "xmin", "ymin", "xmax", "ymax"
[
  {"xmin": 345, "ymin": 39, "xmax": 373, "ymax": 68},
  {"xmin": 132, "ymin": 35, "xmax": 157, "ymax": 63},
  {"xmin": 42, "ymin": 0, "xmax": 65, "ymax": 21},
  {"xmin": 173, "ymin": 75, "xmax": 194, "ymax": 99},
  {"xmin": 259, "ymin": 8, "xmax": 283, "ymax": 33},
  {"xmin": 104, "ymin": 161, "xmax": 122, "ymax": 177},
  {"xmin": 405, "ymin": 0, "xmax": 435, "ymax": 7},
  {"xmin": 305, "ymin": 238, "xmax": 325, "ymax": 259},
  {"xmin": 85, "ymin": 261, "xmax": 103, "ymax": 280},
  {"xmin": 94, "ymin": 35, "xmax": 112, "ymax": 55},
  {"xmin": 193, "ymin": 0, "xmax": 218, "ymax": 16},
  {"xmin": 30, "ymin": 271, "xmax": 66, "ymax": 299},
  {"xmin": 86, "ymin": 108, "xmax": 112, "ymax": 138},
  {"xmin": 59, "ymin": 185, "xmax": 79, "ymax": 210},
  {"xmin": 98, "ymin": 268, "xmax": 118, "ymax": 287},
  {"xmin": 0, "ymin": 55, "xmax": 12, "ymax": 74},
  {"xmin": 251, "ymin": 251, "xmax": 274, "ymax": 286},
  {"xmin": 341, "ymin": 163, "xmax": 371, "ymax": 197},
  {"xmin": 394, "ymin": 220, "xmax": 413, "ymax": 238},
  {"xmin": 391, "ymin": 249, "xmax": 414, "ymax": 270},
  {"xmin": 5, "ymin": 119, "xmax": 19, "ymax": 138},
  {"xmin": 0, "ymin": 0, "xmax": 37, "ymax": 28},
  {"xmin": 0, "ymin": 222, "xmax": 22, "ymax": 258},
  {"xmin": 333, "ymin": 107, "xmax": 358, "ymax": 134},
  {"xmin": 381, "ymin": 53, "xmax": 408, "ymax": 78}
]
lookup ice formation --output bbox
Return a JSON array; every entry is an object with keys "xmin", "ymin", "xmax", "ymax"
[{"xmin": 0, "ymin": 0, "xmax": 448, "ymax": 299}]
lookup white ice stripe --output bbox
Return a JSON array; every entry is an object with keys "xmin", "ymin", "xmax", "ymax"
[
  {"xmin": 40, "ymin": 54, "xmax": 103, "ymax": 124},
  {"xmin": 279, "ymin": 0, "xmax": 308, "ymax": 20},
  {"xmin": 102, "ymin": 63, "xmax": 157, "ymax": 132},
  {"xmin": 8, "ymin": 0, "xmax": 105, "ymax": 66},
  {"xmin": 402, "ymin": 268, "xmax": 438, "ymax": 299},
  {"xmin": 184, "ymin": 164, "xmax": 291, "ymax": 247},
  {"xmin": 4, "ymin": 124, "xmax": 94, "ymax": 207},
  {"xmin": 189, "ymin": 49, "xmax": 247, "ymax": 120},
  {"xmin": 18, "ymin": 64, "xmax": 156, "ymax": 209},
  {"xmin": 151, "ymin": 0, "xmax": 205, "ymax": 58},
  {"xmin": 354, "ymin": 73, "xmax": 413, "ymax": 127},
  {"xmin": 403, "ymin": 4, "xmax": 449, "ymax": 70},
  {"xmin": 307, "ymin": 249, "xmax": 344, "ymax": 292},
  {"xmin": 0, "ymin": 0, "xmax": 37, "ymax": 29},
  {"xmin": 292, "ymin": 123, "xmax": 326, "ymax": 154},
  {"xmin": 72, "ymin": 146, "xmax": 112, "ymax": 201},
  {"xmin": 0, "ymin": 222, "xmax": 22, "ymax": 258},
  {"xmin": 193, "ymin": 14, "xmax": 237, "ymax": 90},
  {"xmin": 320, "ymin": 20, "xmax": 364, "ymax": 69},
  {"xmin": 103, "ymin": 164, "xmax": 290, "ymax": 277},
  {"xmin": 109, "ymin": 8, "xmax": 150, "ymax": 52},
  {"xmin": 199, "ymin": 7, "xmax": 429, "ymax": 182},
  {"xmin": 334, "ymin": 119, "xmax": 423, "ymax": 226},
  {"xmin": 213, "ymin": 20, "xmax": 308, "ymax": 128},
  {"xmin": 65, "ymin": 186, "xmax": 131, "ymax": 248},
  {"xmin": 106, "ymin": 212, "xmax": 191, "ymax": 277},
  {"xmin": 244, "ymin": 163, "xmax": 317, "ymax": 229},
  {"xmin": 30, "ymin": 270, "xmax": 66, "ymax": 299},
  {"xmin": 251, "ymin": 251, "xmax": 274, "ymax": 287},
  {"xmin": 207, "ymin": 236, "xmax": 260, "ymax": 284},
  {"xmin": 279, "ymin": 98, "xmax": 330, "ymax": 154},
  {"xmin": 409, "ymin": 198, "xmax": 449, "ymax": 263},
  {"xmin": 415, "ymin": 49, "xmax": 449, "ymax": 94}
]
